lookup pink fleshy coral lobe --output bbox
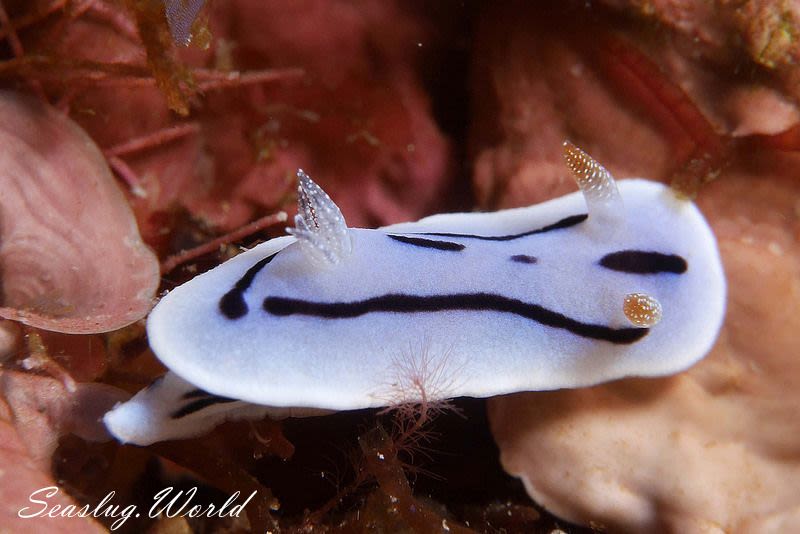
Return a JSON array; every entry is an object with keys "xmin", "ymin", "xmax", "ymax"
[{"xmin": 0, "ymin": 91, "xmax": 159, "ymax": 334}]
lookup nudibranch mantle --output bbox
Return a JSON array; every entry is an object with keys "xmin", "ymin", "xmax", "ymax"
[{"xmin": 105, "ymin": 144, "xmax": 726, "ymax": 445}]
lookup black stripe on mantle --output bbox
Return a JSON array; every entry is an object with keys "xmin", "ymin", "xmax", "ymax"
[
  {"xmin": 418, "ymin": 213, "xmax": 588, "ymax": 241},
  {"xmin": 263, "ymin": 292, "xmax": 647, "ymax": 344},
  {"xmin": 387, "ymin": 234, "xmax": 465, "ymax": 251},
  {"xmin": 171, "ymin": 393, "xmax": 238, "ymax": 419},
  {"xmin": 219, "ymin": 252, "xmax": 279, "ymax": 320},
  {"xmin": 599, "ymin": 250, "xmax": 688, "ymax": 274}
]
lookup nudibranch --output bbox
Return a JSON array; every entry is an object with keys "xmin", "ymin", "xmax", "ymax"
[{"xmin": 104, "ymin": 143, "xmax": 726, "ymax": 445}]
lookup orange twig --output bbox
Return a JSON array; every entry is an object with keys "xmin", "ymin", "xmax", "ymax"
[
  {"xmin": 0, "ymin": 0, "xmax": 67, "ymax": 40},
  {"xmin": 160, "ymin": 211, "xmax": 289, "ymax": 274},
  {"xmin": 0, "ymin": 0, "xmax": 48, "ymax": 100},
  {"xmin": 196, "ymin": 67, "xmax": 305, "ymax": 91},
  {"xmin": 600, "ymin": 36, "xmax": 720, "ymax": 161},
  {"xmin": 0, "ymin": 0, "xmax": 25, "ymax": 58},
  {"xmin": 106, "ymin": 155, "xmax": 146, "ymax": 198},
  {"xmin": 104, "ymin": 122, "xmax": 201, "ymax": 157},
  {"xmin": 71, "ymin": 0, "xmax": 138, "ymax": 41}
]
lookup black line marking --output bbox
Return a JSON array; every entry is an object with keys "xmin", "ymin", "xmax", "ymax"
[
  {"xmin": 599, "ymin": 250, "xmax": 687, "ymax": 274},
  {"xmin": 263, "ymin": 292, "xmax": 647, "ymax": 344},
  {"xmin": 388, "ymin": 234, "xmax": 465, "ymax": 251},
  {"xmin": 510, "ymin": 254, "xmax": 538, "ymax": 264},
  {"xmin": 419, "ymin": 213, "xmax": 588, "ymax": 241},
  {"xmin": 219, "ymin": 252, "xmax": 279, "ymax": 319},
  {"xmin": 171, "ymin": 394, "xmax": 238, "ymax": 419},
  {"xmin": 182, "ymin": 388, "xmax": 210, "ymax": 400}
]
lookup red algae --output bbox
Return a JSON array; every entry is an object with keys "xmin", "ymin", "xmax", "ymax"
[
  {"xmin": 123, "ymin": 0, "xmax": 196, "ymax": 116},
  {"xmin": 469, "ymin": 2, "xmax": 799, "ymax": 207}
]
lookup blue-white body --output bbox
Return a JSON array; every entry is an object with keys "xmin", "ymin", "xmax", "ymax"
[{"xmin": 105, "ymin": 145, "xmax": 726, "ymax": 445}]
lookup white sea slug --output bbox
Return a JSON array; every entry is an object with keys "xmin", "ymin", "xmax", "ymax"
[{"xmin": 105, "ymin": 142, "xmax": 726, "ymax": 445}]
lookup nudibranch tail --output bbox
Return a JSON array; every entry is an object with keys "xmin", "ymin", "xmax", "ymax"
[
  {"xmin": 287, "ymin": 170, "xmax": 352, "ymax": 265},
  {"xmin": 563, "ymin": 141, "xmax": 624, "ymax": 222}
]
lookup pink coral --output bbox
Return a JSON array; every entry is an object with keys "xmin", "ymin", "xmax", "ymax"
[{"xmin": 0, "ymin": 92, "xmax": 159, "ymax": 334}]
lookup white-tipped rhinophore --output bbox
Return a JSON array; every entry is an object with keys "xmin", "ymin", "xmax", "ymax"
[
  {"xmin": 563, "ymin": 141, "xmax": 624, "ymax": 226},
  {"xmin": 286, "ymin": 170, "xmax": 352, "ymax": 265},
  {"xmin": 105, "ymin": 145, "xmax": 726, "ymax": 446}
]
